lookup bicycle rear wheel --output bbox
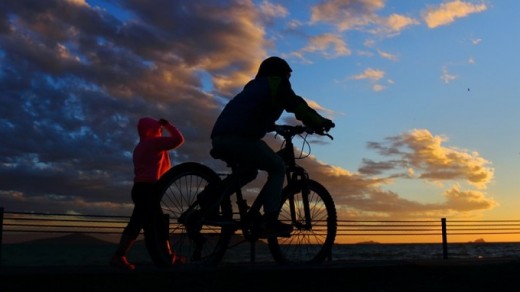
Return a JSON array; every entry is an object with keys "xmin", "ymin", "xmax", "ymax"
[
  {"xmin": 156, "ymin": 162, "xmax": 233, "ymax": 266},
  {"xmin": 268, "ymin": 179, "xmax": 337, "ymax": 264}
]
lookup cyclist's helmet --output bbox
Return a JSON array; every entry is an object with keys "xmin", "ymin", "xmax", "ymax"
[{"xmin": 255, "ymin": 56, "xmax": 292, "ymax": 78}]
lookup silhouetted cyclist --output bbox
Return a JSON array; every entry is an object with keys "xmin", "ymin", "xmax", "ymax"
[{"xmin": 199, "ymin": 56, "xmax": 334, "ymax": 237}]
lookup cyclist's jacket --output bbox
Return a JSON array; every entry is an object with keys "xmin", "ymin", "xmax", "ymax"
[
  {"xmin": 211, "ymin": 76, "xmax": 324, "ymax": 140},
  {"xmin": 133, "ymin": 117, "xmax": 184, "ymax": 183}
]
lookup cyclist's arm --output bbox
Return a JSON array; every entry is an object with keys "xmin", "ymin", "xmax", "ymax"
[{"xmin": 275, "ymin": 79, "xmax": 328, "ymax": 129}]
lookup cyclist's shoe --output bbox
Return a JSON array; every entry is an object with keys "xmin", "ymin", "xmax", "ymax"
[
  {"xmin": 260, "ymin": 220, "xmax": 293, "ymax": 238},
  {"xmin": 179, "ymin": 209, "xmax": 202, "ymax": 230},
  {"xmin": 110, "ymin": 255, "xmax": 136, "ymax": 270},
  {"xmin": 178, "ymin": 208, "xmax": 198, "ymax": 225},
  {"xmin": 197, "ymin": 185, "xmax": 221, "ymax": 220},
  {"xmin": 259, "ymin": 213, "xmax": 293, "ymax": 238}
]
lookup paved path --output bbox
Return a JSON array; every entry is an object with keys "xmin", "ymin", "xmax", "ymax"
[{"xmin": 2, "ymin": 258, "xmax": 520, "ymax": 291}]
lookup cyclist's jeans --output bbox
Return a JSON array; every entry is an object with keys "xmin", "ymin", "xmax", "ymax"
[{"xmin": 212, "ymin": 136, "xmax": 286, "ymax": 214}]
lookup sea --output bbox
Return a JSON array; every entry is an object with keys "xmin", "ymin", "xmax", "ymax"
[
  {"xmin": 221, "ymin": 242, "xmax": 520, "ymax": 263},
  {"xmin": 331, "ymin": 242, "xmax": 520, "ymax": 261},
  {"xmin": 2, "ymin": 234, "xmax": 520, "ymax": 266}
]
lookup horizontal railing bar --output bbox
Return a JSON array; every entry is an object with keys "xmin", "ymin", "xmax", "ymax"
[
  {"xmin": 3, "ymin": 230, "xmax": 123, "ymax": 235},
  {"xmin": 2, "ymin": 218, "xmax": 129, "ymax": 223},
  {"xmin": 3, "ymin": 223, "xmax": 124, "ymax": 229},
  {"xmin": 4, "ymin": 211, "xmax": 520, "ymax": 240},
  {"xmin": 337, "ymin": 220, "xmax": 439, "ymax": 223},
  {"xmin": 4, "ymin": 211, "xmax": 129, "ymax": 219}
]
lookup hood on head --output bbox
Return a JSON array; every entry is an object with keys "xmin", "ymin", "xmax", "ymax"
[{"xmin": 137, "ymin": 117, "xmax": 161, "ymax": 139}]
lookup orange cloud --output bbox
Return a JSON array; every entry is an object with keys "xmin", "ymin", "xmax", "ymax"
[
  {"xmin": 423, "ymin": 1, "xmax": 487, "ymax": 28},
  {"xmin": 443, "ymin": 184, "xmax": 497, "ymax": 212},
  {"xmin": 296, "ymin": 34, "xmax": 351, "ymax": 59},
  {"xmin": 365, "ymin": 129, "xmax": 494, "ymax": 188},
  {"xmin": 310, "ymin": 0, "xmax": 417, "ymax": 36},
  {"xmin": 295, "ymin": 128, "xmax": 497, "ymax": 220}
]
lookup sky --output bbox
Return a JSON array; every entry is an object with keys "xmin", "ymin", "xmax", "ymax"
[{"xmin": 1, "ymin": 0, "xmax": 519, "ymax": 243}]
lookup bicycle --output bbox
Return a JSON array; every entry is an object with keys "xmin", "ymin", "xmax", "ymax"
[{"xmin": 156, "ymin": 124, "xmax": 337, "ymax": 265}]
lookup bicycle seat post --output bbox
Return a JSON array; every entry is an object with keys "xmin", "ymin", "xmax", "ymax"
[
  {"xmin": 230, "ymin": 165, "xmax": 249, "ymax": 218},
  {"xmin": 229, "ymin": 163, "xmax": 260, "ymax": 263}
]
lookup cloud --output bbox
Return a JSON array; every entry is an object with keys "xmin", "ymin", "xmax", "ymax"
[
  {"xmin": 423, "ymin": 0, "xmax": 487, "ymax": 29},
  {"xmin": 351, "ymin": 68, "xmax": 385, "ymax": 81},
  {"xmin": 377, "ymin": 49, "xmax": 398, "ymax": 61},
  {"xmin": 384, "ymin": 13, "xmax": 419, "ymax": 32},
  {"xmin": 441, "ymin": 66, "xmax": 458, "ymax": 84},
  {"xmin": 443, "ymin": 184, "xmax": 497, "ymax": 212},
  {"xmin": 258, "ymin": 0, "xmax": 288, "ymax": 19},
  {"xmin": 372, "ymin": 84, "xmax": 385, "ymax": 91},
  {"xmin": 310, "ymin": 0, "xmax": 417, "ymax": 36},
  {"xmin": 298, "ymin": 153, "xmax": 496, "ymax": 220},
  {"xmin": 0, "ymin": 0, "xmax": 497, "ymax": 222},
  {"xmin": 293, "ymin": 33, "xmax": 351, "ymax": 59},
  {"xmin": 471, "ymin": 38, "xmax": 483, "ymax": 45},
  {"xmin": 0, "ymin": 0, "xmax": 272, "ymax": 215},
  {"xmin": 364, "ymin": 129, "xmax": 494, "ymax": 188},
  {"xmin": 350, "ymin": 68, "xmax": 389, "ymax": 92},
  {"xmin": 258, "ymin": 127, "xmax": 496, "ymax": 220}
]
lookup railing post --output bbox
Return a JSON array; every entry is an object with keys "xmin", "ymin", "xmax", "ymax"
[
  {"xmin": 0, "ymin": 207, "xmax": 4, "ymax": 262},
  {"xmin": 441, "ymin": 217, "xmax": 448, "ymax": 259}
]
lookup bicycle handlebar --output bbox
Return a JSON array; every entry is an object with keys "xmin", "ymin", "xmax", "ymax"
[{"xmin": 273, "ymin": 124, "xmax": 334, "ymax": 140}]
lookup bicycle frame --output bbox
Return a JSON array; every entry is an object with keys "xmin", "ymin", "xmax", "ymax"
[
  {"xmin": 211, "ymin": 125, "xmax": 318, "ymax": 237},
  {"xmin": 277, "ymin": 129, "xmax": 313, "ymax": 229}
]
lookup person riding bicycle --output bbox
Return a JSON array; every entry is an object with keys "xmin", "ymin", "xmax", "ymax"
[{"xmin": 199, "ymin": 56, "xmax": 334, "ymax": 236}]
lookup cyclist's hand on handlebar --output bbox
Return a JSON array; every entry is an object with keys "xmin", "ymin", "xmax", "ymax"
[
  {"xmin": 322, "ymin": 118, "xmax": 335, "ymax": 132},
  {"xmin": 313, "ymin": 118, "xmax": 334, "ymax": 135}
]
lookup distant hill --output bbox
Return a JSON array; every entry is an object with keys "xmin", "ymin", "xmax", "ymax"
[
  {"xmin": 469, "ymin": 238, "xmax": 486, "ymax": 243},
  {"xmin": 20, "ymin": 233, "xmax": 113, "ymax": 245}
]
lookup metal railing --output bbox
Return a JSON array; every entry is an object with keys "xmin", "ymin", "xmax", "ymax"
[{"xmin": 3, "ymin": 207, "xmax": 520, "ymax": 261}]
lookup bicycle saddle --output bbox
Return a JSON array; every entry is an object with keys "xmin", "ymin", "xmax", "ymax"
[{"xmin": 210, "ymin": 148, "xmax": 239, "ymax": 166}]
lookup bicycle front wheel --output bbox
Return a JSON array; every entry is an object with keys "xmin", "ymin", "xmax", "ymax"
[
  {"xmin": 156, "ymin": 162, "xmax": 233, "ymax": 266},
  {"xmin": 268, "ymin": 179, "xmax": 337, "ymax": 264}
]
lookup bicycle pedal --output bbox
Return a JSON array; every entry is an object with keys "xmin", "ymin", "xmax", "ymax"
[{"xmin": 178, "ymin": 209, "xmax": 195, "ymax": 224}]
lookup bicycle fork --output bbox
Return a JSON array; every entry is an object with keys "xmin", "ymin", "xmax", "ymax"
[{"xmin": 287, "ymin": 168, "xmax": 313, "ymax": 230}]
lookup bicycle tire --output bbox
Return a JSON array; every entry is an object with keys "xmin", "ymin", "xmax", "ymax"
[
  {"xmin": 156, "ymin": 162, "xmax": 234, "ymax": 266},
  {"xmin": 268, "ymin": 179, "xmax": 337, "ymax": 264}
]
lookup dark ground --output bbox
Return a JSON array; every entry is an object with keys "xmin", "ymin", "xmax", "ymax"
[{"xmin": 2, "ymin": 258, "xmax": 520, "ymax": 292}]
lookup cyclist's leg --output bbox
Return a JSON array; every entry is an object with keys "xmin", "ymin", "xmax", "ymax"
[
  {"xmin": 196, "ymin": 168, "xmax": 256, "ymax": 218},
  {"xmin": 251, "ymin": 147, "xmax": 293, "ymax": 235},
  {"xmin": 250, "ymin": 140, "xmax": 285, "ymax": 215},
  {"xmin": 213, "ymin": 137, "xmax": 290, "ymax": 235},
  {"xmin": 201, "ymin": 137, "xmax": 260, "ymax": 214},
  {"xmin": 212, "ymin": 137, "xmax": 285, "ymax": 214}
]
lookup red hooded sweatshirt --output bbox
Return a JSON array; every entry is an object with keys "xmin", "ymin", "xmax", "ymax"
[{"xmin": 133, "ymin": 117, "xmax": 184, "ymax": 183}]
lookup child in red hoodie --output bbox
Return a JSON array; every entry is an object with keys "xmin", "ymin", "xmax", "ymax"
[{"xmin": 111, "ymin": 117, "xmax": 184, "ymax": 270}]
